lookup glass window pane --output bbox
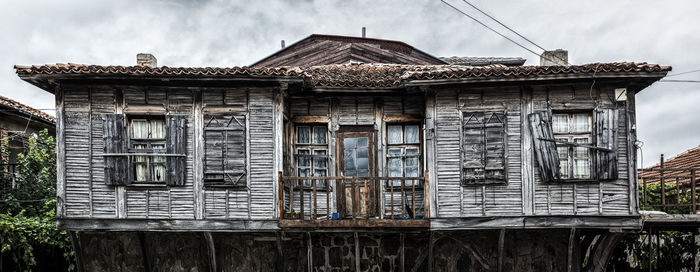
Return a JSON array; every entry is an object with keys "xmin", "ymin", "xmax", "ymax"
[
  {"xmin": 388, "ymin": 126, "xmax": 402, "ymax": 144},
  {"xmin": 344, "ymin": 138, "xmax": 356, "ymax": 148},
  {"xmin": 406, "ymin": 157, "xmax": 418, "ymax": 167},
  {"xmin": 150, "ymin": 120, "xmax": 165, "ymax": 139},
  {"xmin": 389, "ymin": 157, "xmax": 402, "ymax": 168},
  {"xmin": 297, "ymin": 127, "xmax": 310, "ymax": 144},
  {"xmin": 313, "ymin": 126, "xmax": 327, "ymax": 145},
  {"xmin": 345, "ymin": 171, "xmax": 356, "ymax": 177},
  {"xmin": 298, "ymin": 168, "xmax": 310, "ymax": 177},
  {"xmin": 572, "ymin": 114, "xmax": 590, "ymax": 132},
  {"xmin": 313, "ymin": 149, "xmax": 327, "ymax": 169},
  {"xmin": 388, "ymin": 148, "xmax": 402, "ymax": 155},
  {"xmin": 573, "ymin": 138, "xmax": 589, "ymax": 159},
  {"xmin": 344, "ymin": 150, "xmax": 356, "ymax": 171},
  {"xmin": 152, "ymin": 163, "xmax": 165, "ymax": 181},
  {"xmin": 405, "ymin": 125, "xmax": 419, "ymax": 143},
  {"xmin": 357, "ymin": 148, "xmax": 368, "ymax": 159},
  {"xmin": 152, "ymin": 144, "xmax": 165, "ymax": 151},
  {"xmin": 357, "ymin": 171, "xmax": 369, "ymax": 177},
  {"xmin": 406, "ymin": 167, "xmax": 419, "ymax": 177},
  {"xmin": 559, "ymin": 159, "xmax": 569, "ymax": 179},
  {"xmin": 552, "ymin": 114, "xmax": 568, "ymax": 133},
  {"xmin": 132, "ymin": 120, "xmax": 148, "ymax": 139},
  {"xmin": 357, "ymin": 137, "xmax": 368, "ymax": 147},
  {"xmin": 406, "ymin": 148, "xmax": 419, "ymax": 155},
  {"xmin": 574, "ymin": 159, "xmax": 590, "ymax": 179},
  {"xmin": 358, "ymin": 157, "xmax": 369, "ymax": 170},
  {"xmin": 298, "ymin": 149, "xmax": 310, "ymax": 167}
]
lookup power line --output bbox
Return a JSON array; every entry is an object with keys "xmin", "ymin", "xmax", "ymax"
[
  {"xmin": 665, "ymin": 69, "xmax": 700, "ymax": 78},
  {"xmin": 440, "ymin": 0, "xmax": 562, "ymax": 65},
  {"xmin": 658, "ymin": 80, "xmax": 700, "ymax": 83}
]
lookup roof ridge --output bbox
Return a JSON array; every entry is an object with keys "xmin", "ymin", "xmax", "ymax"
[{"xmin": 0, "ymin": 95, "xmax": 56, "ymax": 123}]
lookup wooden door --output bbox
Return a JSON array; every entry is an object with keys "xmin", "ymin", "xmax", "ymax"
[{"xmin": 337, "ymin": 128, "xmax": 377, "ymax": 218}]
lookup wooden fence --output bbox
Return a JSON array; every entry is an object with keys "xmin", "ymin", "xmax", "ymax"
[{"xmin": 639, "ymin": 167, "xmax": 699, "ymax": 214}]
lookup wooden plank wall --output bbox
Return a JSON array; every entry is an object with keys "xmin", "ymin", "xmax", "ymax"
[
  {"xmin": 433, "ymin": 85, "xmax": 633, "ymax": 217},
  {"xmin": 60, "ymin": 86, "xmax": 278, "ymax": 220}
]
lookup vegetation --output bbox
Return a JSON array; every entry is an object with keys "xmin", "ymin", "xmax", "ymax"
[
  {"xmin": 0, "ymin": 130, "xmax": 74, "ymax": 272},
  {"xmin": 607, "ymin": 180, "xmax": 698, "ymax": 271}
]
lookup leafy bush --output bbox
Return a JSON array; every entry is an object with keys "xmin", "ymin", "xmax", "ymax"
[{"xmin": 0, "ymin": 129, "xmax": 74, "ymax": 271}]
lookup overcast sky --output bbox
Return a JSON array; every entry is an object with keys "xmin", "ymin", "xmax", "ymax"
[{"xmin": 1, "ymin": 0, "xmax": 698, "ymax": 166}]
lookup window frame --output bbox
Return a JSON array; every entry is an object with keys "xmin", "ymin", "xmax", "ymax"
[
  {"xmin": 460, "ymin": 111, "xmax": 508, "ymax": 185},
  {"xmin": 126, "ymin": 115, "xmax": 167, "ymax": 184},
  {"xmin": 551, "ymin": 111, "xmax": 595, "ymax": 181},
  {"xmin": 294, "ymin": 124, "xmax": 330, "ymax": 189},
  {"xmin": 385, "ymin": 123, "xmax": 423, "ymax": 187}
]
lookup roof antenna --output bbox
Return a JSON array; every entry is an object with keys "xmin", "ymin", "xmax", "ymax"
[
  {"xmin": 362, "ymin": 27, "xmax": 366, "ymax": 38},
  {"xmin": 281, "ymin": 40, "xmax": 286, "ymax": 49}
]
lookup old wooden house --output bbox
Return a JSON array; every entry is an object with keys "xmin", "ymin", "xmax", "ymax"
[{"xmin": 16, "ymin": 34, "xmax": 670, "ymax": 271}]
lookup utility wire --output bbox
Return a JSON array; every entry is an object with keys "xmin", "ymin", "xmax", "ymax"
[
  {"xmin": 658, "ymin": 80, "xmax": 700, "ymax": 83},
  {"xmin": 664, "ymin": 69, "xmax": 700, "ymax": 78},
  {"xmin": 440, "ymin": 0, "xmax": 562, "ymax": 65},
  {"xmin": 459, "ymin": 0, "xmax": 570, "ymax": 65}
]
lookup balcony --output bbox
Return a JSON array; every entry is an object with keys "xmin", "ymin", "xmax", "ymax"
[{"xmin": 277, "ymin": 172, "xmax": 430, "ymax": 228}]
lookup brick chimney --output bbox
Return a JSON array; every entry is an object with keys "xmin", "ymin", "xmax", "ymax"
[
  {"xmin": 540, "ymin": 49, "xmax": 568, "ymax": 66},
  {"xmin": 137, "ymin": 53, "xmax": 157, "ymax": 68}
]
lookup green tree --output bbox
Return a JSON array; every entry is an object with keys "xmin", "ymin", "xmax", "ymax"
[{"xmin": 0, "ymin": 129, "xmax": 74, "ymax": 271}]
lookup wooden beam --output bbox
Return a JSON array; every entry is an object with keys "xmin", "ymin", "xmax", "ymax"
[
  {"xmin": 278, "ymin": 219, "xmax": 430, "ymax": 229},
  {"xmin": 55, "ymin": 85, "xmax": 66, "ymax": 218},
  {"xmin": 292, "ymin": 115, "xmax": 330, "ymax": 123},
  {"xmin": 56, "ymin": 219, "xmax": 280, "ymax": 231},
  {"xmin": 430, "ymin": 216, "xmax": 641, "ymax": 230},
  {"xmin": 383, "ymin": 114, "xmax": 422, "ymax": 123}
]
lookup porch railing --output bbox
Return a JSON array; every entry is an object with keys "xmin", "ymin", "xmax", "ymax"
[
  {"xmin": 278, "ymin": 171, "xmax": 429, "ymax": 220},
  {"xmin": 639, "ymin": 167, "xmax": 699, "ymax": 214}
]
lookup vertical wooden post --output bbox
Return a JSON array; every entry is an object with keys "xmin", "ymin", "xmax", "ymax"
[
  {"xmin": 401, "ymin": 180, "xmax": 406, "ymax": 218},
  {"xmin": 660, "ymin": 155, "xmax": 666, "ymax": 211},
  {"xmin": 390, "ymin": 179, "xmax": 395, "ymax": 219},
  {"xmin": 352, "ymin": 177, "xmax": 357, "ymax": 220},
  {"xmin": 425, "ymin": 171, "xmax": 430, "ymax": 219},
  {"xmin": 290, "ymin": 177, "xmax": 295, "ymax": 216},
  {"xmin": 364, "ymin": 179, "xmax": 368, "ymax": 219},
  {"xmin": 643, "ymin": 176, "xmax": 648, "ymax": 209},
  {"xmin": 278, "ymin": 172, "xmax": 284, "ymax": 219},
  {"xmin": 326, "ymin": 179, "xmax": 330, "ymax": 218},
  {"xmin": 313, "ymin": 179, "xmax": 317, "ymax": 220},
  {"xmin": 692, "ymin": 170, "xmax": 697, "ymax": 214},
  {"xmin": 300, "ymin": 179, "xmax": 305, "ymax": 220},
  {"xmin": 411, "ymin": 179, "xmax": 416, "ymax": 219},
  {"xmin": 676, "ymin": 177, "xmax": 681, "ymax": 206}
]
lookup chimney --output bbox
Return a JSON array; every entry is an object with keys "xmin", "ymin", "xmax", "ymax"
[
  {"xmin": 540, "ymin": 49, "xmax": 568, "ymax": 66},
  {"xmin": 137, "ymin": 53, "xmax": 157, "ymax": 68},
  {"xmin": 362, "ymin": 27, "xmax": 366, "ymax": 38},
  {"xmin": 281, "ymin": 40, "xmax": 286, "ymax": 49}
]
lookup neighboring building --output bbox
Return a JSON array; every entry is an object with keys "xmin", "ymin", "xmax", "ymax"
[
  {"xmin": 0, "ymin": 95, "xmax": 55, "ymax": 176},
  {"xmin": 15, "ymin": 35, "xmax": 669, "ymax": 271}
]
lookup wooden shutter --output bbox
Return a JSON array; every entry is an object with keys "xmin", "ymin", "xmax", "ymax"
[
  {"xmin": 595, "ymin": 108, "xmax": 619, "ymax": 180},
  {"xmin": 166, "ymin": 115, "xmax": 186, "ymax": 186},
  {"xmin": 462, "ymin": 112, "xmax": 485, "ymax": 183},
  {"xmin": 462, "ymin": 112, "xmax": 506, "ymax": 184},
  {"xmin": 102, "ymin": 114, "xmax": 128, "ymax": 185},
  {"xmin": 528, "ymin": 110, "xmax": 561, "ymax": 182},
  {"xmin": 204, "ymin": 115, "xmax": 247, "ymax": 186}
]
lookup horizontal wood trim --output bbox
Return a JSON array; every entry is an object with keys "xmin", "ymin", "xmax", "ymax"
[
  {"xmin": 102, "ymin": 153, "xmax": 186, "ymax": 157},
  {"xmin": 278, "ymin": 219, "xmax": 429, "ymax": 229},
  {"xmin": 57, "ymin": 219, "xmax": 280, "ymax": 231},
  {"xmin": 123, "ymin": 105, "xmax": 166, "ymax": 114},
  {"xmin": 430, "ymin": 216, "xmax": 641, "ymax": 230},
  {"xmin": 383, "ymin": 115, "xmax": 423, "ymax": 123},
  {"xmin": 292, "ymin": 115, "xmax": 330, "ymax": 123}
]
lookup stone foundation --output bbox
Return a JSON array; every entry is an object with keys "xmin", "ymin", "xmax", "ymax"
[{"xmin": 75, "ymin": 229, "xmax": 601, "ymax": 272}]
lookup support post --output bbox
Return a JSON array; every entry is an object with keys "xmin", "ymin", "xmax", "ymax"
[
  {"xmin": 692, "ymin": 169, "xmax": 697, "ymax": 213},
  {"xmin": 425, "ymin": 171, "xmax": 430, "ymax": 219},
  {"xmin": 660, "ymin": 155, "xmax": 666, "ymax": 211},
  {"xmin": 278, "ymin": 172, "xmax": 284, "ymax": 219},
  {"xmin": 498, "ymin": 229, "xmax": 505, "ymax": 272}
]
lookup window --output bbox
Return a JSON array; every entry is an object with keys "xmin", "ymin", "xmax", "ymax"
[
  {"xmin": 552, "ymin": 112, "xmax": 592, "ymax": 180},
  {"xmin": 129, "ymin": 117, "xmax": 166, "ymax": 182},
  {"xmin": 461, "ymin": 112, "xmax": 506, "ymax": 185},
  {"xmin": 386, "ymin": 124, "xmax": 421, "ymax": 186},
  {"xmin": 528, "ymin": 109, "xmax": 619, "ymax": 182},
  {"xmin": 204, "ymin": 114, "xmax": 247, "ymax": 186},
  {"xmin": 295, "ymin": 125, "xmax": 328, "ymax": 188}
]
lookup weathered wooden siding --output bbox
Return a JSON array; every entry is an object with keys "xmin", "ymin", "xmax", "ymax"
[
  {"xmin": 434, "ymin": 85, "xmax": 634, "ymax": 218},
  {"xmin": 60, "ymin": 86, "xmax": 278, "ymax": 220}
]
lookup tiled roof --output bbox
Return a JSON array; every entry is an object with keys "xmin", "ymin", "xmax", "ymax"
[
  {"xmin": 440, "ymin": 56, "xmax": 526, "ymax": 66},
  {"xmin": 15, "ymin": 62, "xmax": 670, "ymax": 89},
  {"xmin": 0, "ymin": 95, "xmax": 55, "ymax": 123},
  {"xmin": 641, "ymin": 145, "xmax": 700, "ymax": 177}
]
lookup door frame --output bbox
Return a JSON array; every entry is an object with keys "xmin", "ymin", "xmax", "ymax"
[{"xmin": 336, "ymin": 126, "xmax": 378, "ymax": 218}]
